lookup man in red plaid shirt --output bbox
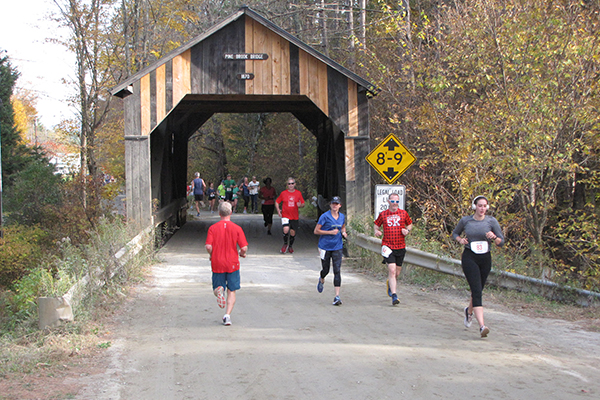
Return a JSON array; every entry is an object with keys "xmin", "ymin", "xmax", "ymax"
[{"xmin": 374, "ymin": 193, "xmax": 413, "ymax": 305}]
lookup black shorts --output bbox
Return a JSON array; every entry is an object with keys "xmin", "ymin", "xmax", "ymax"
[
  {"xmin": 282, "ymin": 219, "xmax": 299, "ymax": 231},
  {"xmin": 194, "ymin": 194, "xmax": 204, "ymax": 201},
  {"xmin": 382, "ymin": 248, "xmax": 406, "ymax": 265}
]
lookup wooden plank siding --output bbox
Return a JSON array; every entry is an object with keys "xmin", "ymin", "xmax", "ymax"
[
  {"xmin": 298, "ymin": 48, "xmax": 328, "ymax": 115},
  {"xmin": 165, "ymin": 61, "xmax": 173, "ymax": 111},
  {"xmin": 140, "ymin": 74, "xmax": 151, "ymax": 136},
  {"xmin": 156, "ymin": 64, "xmax": 166, "ymax": 122},
  {"xmin": 123, "ymin": 82, "xmax": 141, "ymax": 137},
  {"xmin": 191, "ymin": 18, "xmax": 245, "ymax": 94},
  {"xmin": 347, "ymin": 80, "xmax": 358, "ymax": 137},
  {"xmin": 244, "ymin": 16, "xmax": 291, "ymax": 95},
  {"xmin": 289, "ymin": 44, "xmax": 300, "ymax": 95},
  {"xmin": 244, "ymin": 16, "xmax": 255, "ymax": 94},
  {"xmin": 125, "ymin": 137, "xmax": 152, "ymax": 229},
  {"xmin": 150, "ymin": 71, "xmax": 157, "ymax": 128},
  {"xmin": 172, "ymin": 50, "xmax": 191, "ymax": 106}
]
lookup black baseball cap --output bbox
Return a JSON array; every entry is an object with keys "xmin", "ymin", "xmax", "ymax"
[{"xmin": 331, "ymin": 196, "xmax": 341, "ymax": 204}]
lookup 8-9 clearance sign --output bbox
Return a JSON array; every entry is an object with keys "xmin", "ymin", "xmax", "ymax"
[{"xmin": 366, "ymin": 133, "xmax": 416, "ymax": 184}]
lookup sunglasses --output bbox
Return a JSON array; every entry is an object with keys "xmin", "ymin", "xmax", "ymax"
[
  {"xmin": 287, "ymin": 182, "xmax": 295, "ymax": 185},
  {"xmin": 389, "ymin": 200, "xmax": 400, "ymax": 204}
]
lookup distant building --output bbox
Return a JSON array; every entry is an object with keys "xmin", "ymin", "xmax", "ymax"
[
  {"xmin": 38, "ymin": 141, "xmax": 81, "ymax": 176},
  {"xmin": 49, "ymin": 152, "xmax": 80, "ymax": 176}
]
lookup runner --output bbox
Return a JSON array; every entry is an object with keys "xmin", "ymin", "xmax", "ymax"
[
  {"xmin": 223, "ymin": 174, "xmax": 236, "ymax": 203},
  {"xmin": 452, "ymin": 195, "xmax": 504, "ymax": 338},
  {"xmin": 259, "ymin": 177, "xmax": 276, "ymax": 235},
  {"xmin": 248, "ymin": 176, "xmax": 260, "ymax": 213},
  {"xmin": 374, "ymin": 193, "xmax": 413, "ymax": 306},
  {"xmin": 275, "ymin": 177, "xmax": 305, "ymax": 253},
  {"xmin": 206, "ymin": 182, "xmax": 216, "ymax": 213},
  {"xmin": 205, "ymin": 201, "xmax": 248, "ymax": 326},
  {"xmin": 190, "ymin": 172, "xmax": 206, "ymax": 216},
  {"xmin": 314, "ymin": 196, "xmax": 347, "ymax": 305}
]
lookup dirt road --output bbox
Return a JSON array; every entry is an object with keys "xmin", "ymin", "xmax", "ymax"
[{"xmin": 75, "ymin": 213, "xmax": 600, "ymax": 399}]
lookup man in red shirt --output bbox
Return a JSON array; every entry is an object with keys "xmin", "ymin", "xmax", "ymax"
[
  {"xmin": 205, "ymin": 201, "xmax": 248, "ymax": 325},
  {"xmin": 275, "ymin": 177, "xmax": 305, "ymax": 253},
  {"xmin": 374, "ymin": 193, "xmax": 413, "ymax": 305}
]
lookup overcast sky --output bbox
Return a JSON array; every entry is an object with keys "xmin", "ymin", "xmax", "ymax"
[{"xmin": 1, "ymin": 0, "xmax": 76, "ymax": 127}]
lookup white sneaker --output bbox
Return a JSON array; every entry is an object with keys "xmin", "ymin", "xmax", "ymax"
[
  {"xmin": 223, "ymin": 314, "xmax": 231, "ymax": 326},
  {"xmin": 480, "ymin": 325, "xmax": 489, "ymax": 337},
  {"xmin": 464, "ymin": 307, "xmax": 473, "ymax": 328}
]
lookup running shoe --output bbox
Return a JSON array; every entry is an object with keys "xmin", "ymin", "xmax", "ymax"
[
  {"xmin": 317, "ymin": 278, "xmax": 324, "ymax": 293},
  {"xmin": 480, "ymin": 325, "xmax": 490, "ymax": 338},
  {"xmin": 197, "ymin": 212, "xmax": 200, "ymax": 216},
  {"xmin": 392, "ymin": 293, "xmax": 400, "ymax": 305},
  {"xmin": 386, "ymin": 279, "xmax": 392, "ymax": 297},
  {"xmin": 280, "ymin": 244, "xmax": 288, "ymax": 253},
  {"xmin": 288, "ymin": 246, "xmax": 294, "ymax": 254},
  {"xmin": 333, "ymin": 296, "xmax": 342, "ymax": 306},
  {"xmin": 464, "ymin": 307, "xmax": 473, "ymax": 328},
  {"xmin": 223, "ymin": 314, "xmax": 232, "ymax": 326},
  {"xmin": 214, "ymin": 286, "xmax": 226, "ymax": 309},
  {"xmin": 267, "ymin": 230, "xmax": 272, "ymax": 235}
]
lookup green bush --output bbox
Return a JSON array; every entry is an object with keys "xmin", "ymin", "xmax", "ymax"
[
  {"xmin": 0, "ymin": 225, "xmax": 51, "ymax": 289},
  {"xmin": 2, "ymin": 268, "xmax": 74, "ymax": 331},
  {"xmin": 3, "ymin": 158, "xmax": 63, "ymax": 226}
]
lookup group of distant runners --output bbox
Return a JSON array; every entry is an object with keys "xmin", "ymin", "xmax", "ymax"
[{"xmin": 204, "ymin": 180, "xmax": 504, "ymax": 338}]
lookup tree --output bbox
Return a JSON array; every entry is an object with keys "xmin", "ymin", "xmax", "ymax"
[
  {"xmin": 0, "ymin": 55, "xmax": 39, "ymax": 188},
  {"xmin": 52, "ymin": 0, "xmax": 116, "ymax": 180},
  {"xmin": 358, "ymin": 0, "xmax": 600, "ymax": 286},
  {"xmin": 11, "ymin": 88, "xmax": 39, "ymax": 145}
]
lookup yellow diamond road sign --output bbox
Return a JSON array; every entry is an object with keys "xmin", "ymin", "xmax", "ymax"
[{"xmin": 366, "ymin": 134, "xmax": 416, "ymax": 184}]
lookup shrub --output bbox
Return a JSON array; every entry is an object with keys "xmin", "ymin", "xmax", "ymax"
[
  {"xmin": 0, "ymin": 225, "xmax": 51, "ymax": 289},
  {"xmin": 3, "ymin": 157, "xmax": 62, "ymax": 226}
]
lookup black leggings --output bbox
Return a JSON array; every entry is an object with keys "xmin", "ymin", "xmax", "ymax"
[
  {"xmin": 320, "ymin": 249, "xmax": 343, "ymax": 287},
  {"xmin": 461, "ymin": 248, "xmax": 492, "ymax": 307},
  {"xmin": 262, "ymin": 204, "xmax": 275, "ymax": 225}
]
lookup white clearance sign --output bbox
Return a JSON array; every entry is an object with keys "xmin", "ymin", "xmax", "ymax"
[{"xmin": 374, "ymin": 185, "xmax": 406, "ymax": 220}]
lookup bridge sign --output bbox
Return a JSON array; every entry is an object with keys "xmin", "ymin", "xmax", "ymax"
[{"xmin": 366, "ymin": 134, "xmax": 416, "ymax": 184}]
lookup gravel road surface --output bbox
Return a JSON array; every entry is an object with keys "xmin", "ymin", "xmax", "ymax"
[{"xmin": 75, "ymin": 213, "xmax": 600, "ymax": 399}]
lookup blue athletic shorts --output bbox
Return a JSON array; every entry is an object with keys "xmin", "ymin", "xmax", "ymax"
[{"xmin": 212, "ymin": 270, "xmax": 241, "ymax": 291}]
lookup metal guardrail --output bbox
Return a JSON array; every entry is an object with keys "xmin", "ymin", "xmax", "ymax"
[
  {"xmin": 351, "ymin": 231, "xmax": 600, "ymax": 307},
  {"xmin": 37, "ymin": 226, "xmax": 153, "ymax": 329}
]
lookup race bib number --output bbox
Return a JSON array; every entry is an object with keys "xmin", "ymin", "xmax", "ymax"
[
  {"xmin": 281, "ymin": 218, "xmax": 290, "ymax": 225},
  {"xmin": 470, "ymin": 241, "xmax": 489, "ymax": 254},
  {"xmin": 319, "ymin": 248, "xmax": 327, "ymax": 260},
  {"xmin": 381, "ymin": 245, "xmax": 392, "ymax": 258}
]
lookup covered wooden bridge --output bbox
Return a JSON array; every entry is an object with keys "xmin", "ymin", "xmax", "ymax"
[{"xmin": 111, "ymin": 6, "xmax": 379, "ymax": 230}]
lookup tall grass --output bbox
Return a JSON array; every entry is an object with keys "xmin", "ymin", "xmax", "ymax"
[{"xmin": 0, "ymin": 216, "xmax": 156, "ymax": 376}]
